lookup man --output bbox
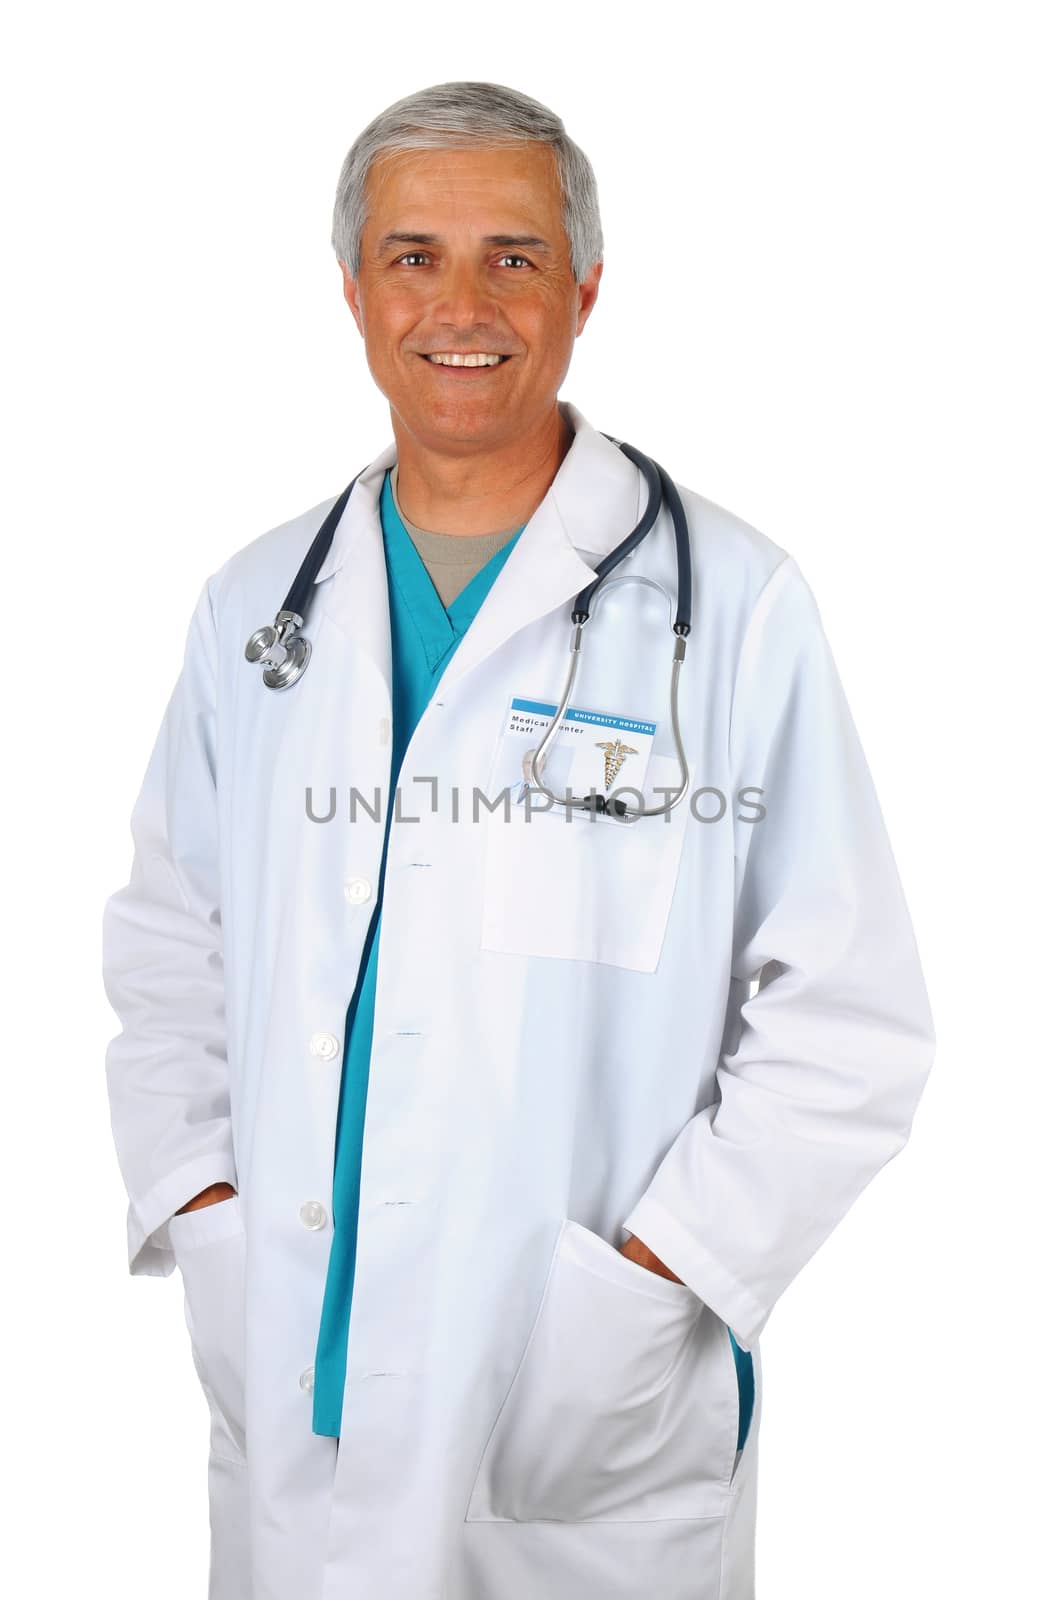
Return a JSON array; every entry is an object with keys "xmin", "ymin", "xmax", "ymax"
[{"xmin": 103, "ymin": 80, "xmax": 935, "ymax": 1600}]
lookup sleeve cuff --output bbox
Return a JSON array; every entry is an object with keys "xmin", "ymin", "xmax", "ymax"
[{"xmin": 126, "ymin": 1154, "xmax": 239, "ymax": 1278}]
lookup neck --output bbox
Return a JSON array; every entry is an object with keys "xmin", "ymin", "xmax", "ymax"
[{"xmin": 388, "ymin": 404, "xmax": 574, "ymax": 538}]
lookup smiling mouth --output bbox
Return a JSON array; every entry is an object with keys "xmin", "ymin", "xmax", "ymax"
[{"xmin": 418, "ymin": 353, "xmax": 515, "ymax": 369}]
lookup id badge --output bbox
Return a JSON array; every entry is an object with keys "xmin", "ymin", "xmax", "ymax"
[{"xmin": 489, "ymin": 695, "xmax": 657, "ymax": 824}]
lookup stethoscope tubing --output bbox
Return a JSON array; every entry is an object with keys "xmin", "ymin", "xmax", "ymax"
[
  {"xmin": 282, "ymin": 470, "xmax": 364, "ymax": 620},
  {"xmin": 245, "ymin": 434, "xmax": 694, "ymax": 818},
  {"xmin": 592, "ymin": 437, "xmax": 692, "ymax": 637},
  {"xmin": 529, "ymin": 435, "xmax": 692, "ymax": 821}
]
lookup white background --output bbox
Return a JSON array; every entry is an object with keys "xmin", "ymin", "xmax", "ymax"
[{"xmin": 3, "ymin": 2, "xmax": 1059, "ymax": 1594}]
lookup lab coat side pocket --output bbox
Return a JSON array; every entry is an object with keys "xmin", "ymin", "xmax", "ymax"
[
  {"xmin": 170, "ymin": 1194, "xmax": 248, "ymax": 1467},
  {"xmin": 463, "ymin": 1222, "xmax": 567, "ymax": 1519},
  {"xmin": 465, "ymin": 1217, "xmax": 737, "ymax": 1524}
]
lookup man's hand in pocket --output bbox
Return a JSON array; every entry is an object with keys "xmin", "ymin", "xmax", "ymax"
[{"xmin": 618, "ymin": 1232, "xmax": 686, "ymax": 1285}]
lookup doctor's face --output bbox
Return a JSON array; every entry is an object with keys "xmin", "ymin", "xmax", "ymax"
[{"xmin": 340, "ymin": 143, "xmax": 601, "ymax": 450}]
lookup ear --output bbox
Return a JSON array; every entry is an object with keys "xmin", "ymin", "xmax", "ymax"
[
  {"xmin": 339, "ymin": 260, "xmax": 365, "ymax": 338},
  {"xmin": 575, "ymin": 259, "xmax": 604, "ymax": 337}
]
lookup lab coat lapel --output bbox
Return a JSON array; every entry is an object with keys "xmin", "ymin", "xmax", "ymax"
[
  {"xmin": 314, "ymin": 441, "xmax": 396, "ymax": 701},
  {"xmin": 430, "ymin": 405, "xmax": 650, "ymax": 696}
]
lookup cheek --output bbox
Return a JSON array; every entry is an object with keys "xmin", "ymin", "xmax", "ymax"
[
  {"xmin": 362, "ymin": 289, "xmax": 417, "ymax": 348},
  {"xmin": 516, "ymin": 291, "xmax": 575, "ymax": 355}
]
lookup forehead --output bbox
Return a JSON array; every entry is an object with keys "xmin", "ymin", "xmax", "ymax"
[{"xmin": 363, "ymin": 143, "xmax": 564, "ymax": 233}]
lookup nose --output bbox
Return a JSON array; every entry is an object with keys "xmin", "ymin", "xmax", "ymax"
[{"xmin": 430, "ymin": 257, "xmax": 499, "ymax": 331}]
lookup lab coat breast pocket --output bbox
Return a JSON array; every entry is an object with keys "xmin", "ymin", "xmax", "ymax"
[
  {"xmin": 169, "ymin": 1194, "xmax": 248, "ymax": 1466},
  {"xmin": 480, "ymin": 753, "xmax": 690, "ymax": 973},
  {"xmin": 464, "ymin": 1218, "xmax": 740, "ymax": 1524}
]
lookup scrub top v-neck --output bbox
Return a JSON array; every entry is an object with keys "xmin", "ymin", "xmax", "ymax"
[{"xmin": 312, "ymin": 470, "xmax": 525, "ymax": 1438}]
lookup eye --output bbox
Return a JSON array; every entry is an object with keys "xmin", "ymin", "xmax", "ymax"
[{"xmin": 395, "ymin": 251, "xmax": 532, "ymax": 269}]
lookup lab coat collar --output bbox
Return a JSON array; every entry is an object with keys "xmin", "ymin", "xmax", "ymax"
[
  {"xmin": 315, "ymin": 401, "xmax": 651, "ymax": 699},
  {"xmin": 313, "ymin": 400, "xmax": 640, "ymax": 583}
]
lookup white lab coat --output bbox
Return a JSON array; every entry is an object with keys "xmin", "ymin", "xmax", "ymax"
[{"xmin": 102, "ymin": 400, "xmax": 935, "ymax": 1600}]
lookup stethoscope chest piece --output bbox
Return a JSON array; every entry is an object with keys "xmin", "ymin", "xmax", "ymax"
[{"xmin": 245, "ymin": 609, "xmax": 312, "ymax": 689}]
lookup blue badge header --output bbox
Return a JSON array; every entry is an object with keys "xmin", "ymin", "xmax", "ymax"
[{"xmin": 511, "ymin": 698, "xmax": 657, "ymax": 737}]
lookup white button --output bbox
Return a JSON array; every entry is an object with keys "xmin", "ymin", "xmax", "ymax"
[
  {"xmin": 299, "ymin": 1365, "xmax": 315, "ymax": 1394},
  {"xmin": 299, "ymin": 1200, "xmax": 328, "ymax": 1230},
  {"xmin": 309, "ymin": 1031, "xmax": 339, "ymax": 1061},
  {"xmin": 344, "ymin": 876, "xmax": 372, "ymax": 906},
  {"xmin": 378, "ymin": 716, "xmax": 391, "ymax": 745}
]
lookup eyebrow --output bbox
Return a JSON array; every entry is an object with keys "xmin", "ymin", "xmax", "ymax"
[{"xmin": 375, "ymin": 231, "xmax": 552, "ymax": 258}]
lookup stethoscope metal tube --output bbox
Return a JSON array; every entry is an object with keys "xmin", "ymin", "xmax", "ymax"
[
  {"xmin": 244, "ymin": 434, "xmax": 694, "ymax": 822},
  {"xmin": 529, "ymin": 440, "xmax": 692, "ymax": 821},
  {"xmin": 528, "ymin": 615, "xmax": 689, "ymax": 822}
]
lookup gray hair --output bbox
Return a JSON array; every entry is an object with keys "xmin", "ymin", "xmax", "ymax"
[{"xmin": 331, "ymin": 81, "xmax": 604, "ymax": 284}]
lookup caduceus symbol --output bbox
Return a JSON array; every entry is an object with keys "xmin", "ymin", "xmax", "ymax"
[{"xmin": 595, "ymin": 738, "xmax": 639, "ymax": 791}]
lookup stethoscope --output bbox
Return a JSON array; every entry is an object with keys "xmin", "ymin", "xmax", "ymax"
[{"xmin": 245, "ymin": 436, "xmax": 692, "ymax": 821}]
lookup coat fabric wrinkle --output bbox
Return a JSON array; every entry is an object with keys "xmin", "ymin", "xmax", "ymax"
[{"xmin": 102, "ymin": 399, "xmax": 935, "ymax": 1599}]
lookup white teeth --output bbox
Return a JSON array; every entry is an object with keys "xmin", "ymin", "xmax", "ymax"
[{"xmin": 426, "ymin": 352, "xmax": 506, "ymax": 367}]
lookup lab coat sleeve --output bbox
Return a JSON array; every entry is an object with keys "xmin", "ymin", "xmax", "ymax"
[
  {"xmin": 102, "ymin": 576, "xmax": 236, "ymax": 1280},
  {"xmin": 620, "ymin": 553, "xmax": 935, "ymax": 1349}
]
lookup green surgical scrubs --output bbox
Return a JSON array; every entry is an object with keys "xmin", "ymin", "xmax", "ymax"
[{"xmin": 311, "ymin": 471, "xmax": 524, "ymax": 1437}]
